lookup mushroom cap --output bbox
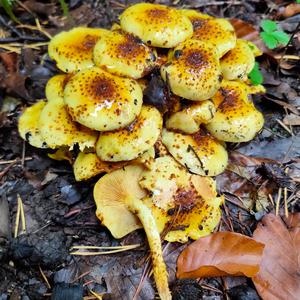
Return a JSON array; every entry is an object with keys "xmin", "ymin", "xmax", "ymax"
[
  {"xmin": 45, "ymin": 74, "xmax": 70, "ymax": 102},
  {"xmin": 221, "ymin": 39, "xmax": 257, "ymax": 81},
  {"xmin": 39, "ymin": 97, "xmax": 98, "ymax": 150},
  {"xmin": 139, "ymin": 155, "xmax": 191, "ymax": 210},
  {"xmin": 161, "ymin": 39, "xmax": 221, "ymax": 101},
  {"xmin": 119, "ymin": 3, "xmax": 193, "ymax": 48},
  {"xmin": 93, "ymin": 30, "xmax": 157, "ymax": 79},
  {"xmin": 73, "ymin": 152, "xmax": 128, "ymax": 181},
  {"xmin": 96, "ymin": 105, "xmax": 162, "ymax": 161},
  {"xmin": 143, "ymin": 175, "xmax": 223, "ymax": 243},
  {"xmin": 206, "ymin": 80, "xmax": 264, "ymax": 142},
  {"xmin": 162, "ymin": 128, "xmax": 228, "ymax": 176},
  {"xmin": 48, "ymin": 27, "xmax": 109, "ymax": 73},
  {"xmin": 166, "ymin": 100, "xmax": 216, "ymax": 134},
  {"xmin": 181, "ymin": 9, "xmax": 236, "ymax": 58},
  {"xmin": 94, "ymin": 164, "xmax": 146, "ymax": 238},
  {"xmin": 18, "ymin": 101, "xmax": 47, "ymax": 148},
  {"xmin": 64, "ymin": 67, "xmax": 143, "ymax": 131}
]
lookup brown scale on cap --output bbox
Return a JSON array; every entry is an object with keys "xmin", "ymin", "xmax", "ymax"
[
  {"xmin": 120, "ymin": 3, "xmax": 193, "ymax": 48},
  {"xmin": 64, "ymin": 67, "xmax": 143, "ymax": 131},
  {"xmin": 93, "ymin": 30, "xmax": 156, "ymax": 79},
  {"xmin": 180, "ymin": 9, "xmax": 236, "ymax": 58},
  {"xmin": 161, "ymin": 40, "xmax": 221, "ymax": 101},
  {"xmin": 48, "ymin": 27, "xmax": 110, "ymax": 73},
  {"xmin": 206, "ymin": 80, "xmax": 264, "ymax": 143}
]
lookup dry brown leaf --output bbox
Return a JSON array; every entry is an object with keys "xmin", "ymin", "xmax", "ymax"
[
  {"xmin": 177, "ymin": 232, "xmax": 265, "ymax": 279},
  {"xmin": 283, "ymin": 114, "xmax": 300, "ymax": 126},
  {"xmin": 253, "ymin": 213, "xmax": 300, "ymax": 300},
  {"xmin": 278, "ymin": 3, "xmax": 300, "ymax": 18}
]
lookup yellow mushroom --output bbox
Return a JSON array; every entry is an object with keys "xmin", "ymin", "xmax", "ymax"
[
  {"xmin": 48, "ymin": 27, "xmax": 109, "ymax": 73},
  {"xmin": 45, "ymin": 74, "xmax": 70, "ymax": 102},
  {"xmin": 162, "ymin": 128, "xmax": 228, "ymax": 176},
  {"xmin": 220, "ymin": 39, "xmax": 262, "ymax": 81},
  {"xmin": 143, "ymin": 175, "xmax": 223, "ymax": 243},
  {"xmin": 161, "ymin": 39, "xmax": 221, "ymax": 101},
  {"xmin": 181, "ymin": 9, "xmax": 236, "ymax": 58},
  {"xmin": 119, "ymin": 3, "xmax": 193, "ymax": 48},
  {"xmin": 73, "ymin": 152, "xmax": 128, "ymax": 181},
  {"xmin": 64, "ymin": 67, "xmax": 143, "ymax": 131},
  {"xmin": 39, "ymin": 97, "xmax": 98, "ymax": 150},
  {"xmin": 18, "ymin": 101, "xmax": 47, "ymax": 148},
  {"xmin": 94, "ymin": 165, "xmax": 171, "ymax": 300},
  {"xmin": 93, "ymin": 30, "xmax": 157, "ymax": 79},
  {"xmin": 166, "ymin": 100, "xmax": 216, "ymax": 134},
  {"xmin": 96, "ymin": 105, "xmax": 162, "ymax": 161},
  {"xmin": 206, "ymin": 80, "xmax": 264, "ymax": 142}
]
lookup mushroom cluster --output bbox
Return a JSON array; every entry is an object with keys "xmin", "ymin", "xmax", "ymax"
[{"xmin": 18, "ymin": 3, "xmax": 265, "ymax": 299}]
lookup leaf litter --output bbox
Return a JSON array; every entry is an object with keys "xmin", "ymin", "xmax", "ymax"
[{"xmin": 0, "ymin": 0, "xmax": 299, "ymax": 299}]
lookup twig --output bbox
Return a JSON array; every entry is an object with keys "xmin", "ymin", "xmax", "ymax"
[
  {"xmin": 14, "ymin": 194, "xmax": 26, "ymax": 238},
  {"xmin": 70, "ymin": 244, "xmax": 140, "ymax": 255},
  {"xmin": 39, "ymin": 265, "xmax": 51, "ymax": 289},
  {"xmin": 276, "ymin": 119, "xmax": 293, "ymax": 136},
  {"xmin": 275, "ymin": 188, "xmax": 282, "ymax": 216}
]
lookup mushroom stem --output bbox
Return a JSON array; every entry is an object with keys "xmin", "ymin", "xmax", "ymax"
[{"xmin": 128, "ymin": 198, "xmax": 171, "ymax": 300}]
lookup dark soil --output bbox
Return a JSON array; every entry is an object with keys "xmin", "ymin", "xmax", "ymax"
[{"xmin": 0, "ymin": 1, "xmax": 299, "ymax": 299}]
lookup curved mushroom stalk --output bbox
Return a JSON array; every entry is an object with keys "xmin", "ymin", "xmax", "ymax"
[
  {"xmin": 127, "ymin": 199, "xmax": 171, "ymax": 300},
  {"xmin": 94, "ymin": 165, "xmax": 171, "ymax": 300}
]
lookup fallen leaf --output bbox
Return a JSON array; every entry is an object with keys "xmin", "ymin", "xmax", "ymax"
[
  {"xmin": 177, "ymin": 232, "xmax": 264, "ymax": 279},
  {"xmin": 278, "ymin": 3, "xmax": 300, "ymax": 18},
  {"xmin": 253, "ymin": 213, "xmax": 300, "ymax": 300},
  {"xmin": 230, "ymin": 19, "xmax": 269, "ymax": 54},
  {"xmin": 283, "ymin": 113, "xmax": 300, "ymax": 126}
]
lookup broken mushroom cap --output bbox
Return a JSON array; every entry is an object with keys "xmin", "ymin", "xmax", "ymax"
[
  {"xmin": 64, "ymin": 67, "xmax": 143, "ymax": 131},
  {"xmin": 119, "ymin": 3, "xmax": 193, "ymax": 48},
  {"xmin": 96, "ymin": 105, "xmax": 162, "ymax": 162},
  {"xmin": 144, "ymin": 175, "xmax": 223, "ymax": 243},
  {"xmin": 181, "ymin": 9, "xmax": 236, "ymax": 58},
  {"xmin": 162, "ymin": 128, "xmax": 228, "ymax": 176},
  {"xmin": 93, "ymin": 30, "xmax": 157, "ymax": 79},
  {"xmin": 161, "ymin": 39, "xmax": 221, "ymax": 101},
  {"xmin": 139, "ymin": 155, "xmax": 191, "ymax": 210},
  {"xmin": 39, "ymin": 97, "xmax": 98, "ymax": 150},
  {"xmin": 45, "ymin": 74, "xmax": 70, "ymax": 102},
  {"xmin": 94, "ymin": 164, "xmax": 171, "ymax": 300},
  {"xmin": 18, "ymin": 101, "xmax": 47, "ymax": 148},
  {"xmin": 220, "ymin": 39, "xmax": 261, "ymax": 81},
  {"xmin": 166, "ymin": 100, "xmax": 216, "ymax": 134},
  {"xmin": 205, "ymin": 80, "xmax": 264, "ymax": 142},
  {"xmin": 48, "ymin": 27, "xmax": 109, "ymax": 73}
]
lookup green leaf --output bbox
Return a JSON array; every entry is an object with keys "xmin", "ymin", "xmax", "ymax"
[
  {"xmin": 260, "ymin": 32, "xmax": 278, "ymax": 49},
  {"xmin": 271, "ymin": 30, "xmax": 290, "ymax": 46},
  {"xmin": 0, "ymin": 0, "xmax": 19, "ymax": 23},
  {"xmin": 260, "ymin": 20, "xmax": 277, "ymax": 33},
  {"xmin": 58, "ymin": 0, "xmax": 69, "ymax": 16},
  {"xmin": 248, "ymin": 62, "xmax": 263, "ymax": 85},
  {"xmin": 297, "ymin": 0, "xmax": 300, "ymax": 4}
]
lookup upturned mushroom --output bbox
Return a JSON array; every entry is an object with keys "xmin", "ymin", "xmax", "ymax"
[
  {"xmin": 162, "ymin": 128, "xmax": 228, "ymax": 176},
  {"xmin": 93, "ymin": 29, "xmax": 157, "ymax": 79},
  {"xmin": 119, "ymin": 3, "xmax": 193, "ymax": 48},
  {"xmin": 205, "ymin": 80, "xmax": 265, "ymax": 142},
  {"xmin": 161, "ymin": 39, "xmax": 221, "ymax": 101},
  {"xmin": 48, "ymin": 27, "xmax": 109, "ymax": 73},
  {"xmin": 94, "ymin": 164, "xmax": 171, "ymax": 300},
  {"xmin": 63, "ymin": 67, "xmax": 143, "ymax": 131},
  {"xmin": 181, "ymin": 9, "xmax": 236, "ymax": 58},
  {"xmin": 96, "ymin": 105, "xmax": 162, "ymax": 161},
  {"xmin": 220, "ymin": 39, "xmax": 262, "ymax": 81}
]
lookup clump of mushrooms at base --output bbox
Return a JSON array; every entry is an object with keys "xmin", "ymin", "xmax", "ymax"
[{"xmin": 18, "ymin": 3, "xmax": 266, "ymax": 300}]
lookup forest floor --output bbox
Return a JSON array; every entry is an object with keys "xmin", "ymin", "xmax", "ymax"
[{"xmin": 0, "ymin": 0, "xmax": 299, "ymax": 299}]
